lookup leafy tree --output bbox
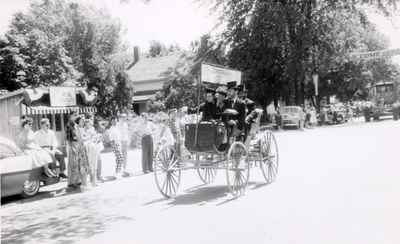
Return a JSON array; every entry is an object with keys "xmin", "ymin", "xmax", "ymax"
[
  {"xmin": 148, "ymin": 40, "xmax": 168, "ymax": 57},
  {"xmin": 151, "ymin": 35, "xmax": 227, "ymax": 110},
  {"xmin": 207, "ymin": 0, "xmax": 399, "ymax": 107},
  {"xmin": 0, "ymin": 5, "xmax": 80, "ymax": 88},
  {"xmin": 113, "ymin": 72, "xmax": 135, "ymax": 114},
  {"xmin": 0, "ymin": 0, "xmax": 134, "ymax": 117}
]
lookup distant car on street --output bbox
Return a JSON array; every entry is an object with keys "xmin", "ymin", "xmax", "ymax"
[{"xmin": 280, "ymin": 106, "xmax": 304, "ymax": 129}]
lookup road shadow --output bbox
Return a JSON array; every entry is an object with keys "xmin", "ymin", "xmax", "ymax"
[
  {"xmin": 249, "ymin": 182, "xmax": 270, "ymax": 190},
  {"xmin": 163, "ymin": 180, "xmax": 269, "ymax": 207},
  {"xmin": 142, "ymin": 197, "xmax": 168, "ymax": 206},
  {"xmin": 167, "ymin": 185, "xmax": 231, "ymax": 206},
  {"xmin": 1, "ymin": 192, "xmax": 134, "ymax": 244},
  {"xmin": 1, "ymin": 184, "xmax": 84, "ymax": 207}
]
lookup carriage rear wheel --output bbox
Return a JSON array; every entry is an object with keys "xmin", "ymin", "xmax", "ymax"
[
  {"xmin": 196, "ymin": 154, "xmax": 217, "ymax": 184},
  {"xmin": 154, "ymin": 145, "xmax": 181, "ymax": 198},
  {"xmin": 226, "ymin": 142, "xmax": 249, "ymax": 197},
  {"xmin": 259, "ymin": 131, "xmax": 279, "ymax": 184}
]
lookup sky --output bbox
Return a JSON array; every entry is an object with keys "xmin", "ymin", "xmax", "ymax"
[
  {"xmin": 0, "ymin": 0, "xmax": 400, "ymax": 55},
  {"xmin": 0, "ymin": 0, "xmax": 217, "ymax": 51}
]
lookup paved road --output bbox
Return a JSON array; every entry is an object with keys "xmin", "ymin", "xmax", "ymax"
[{"xmin": 1, "ymin": 120, "xmax": 399, "ymax": 244}]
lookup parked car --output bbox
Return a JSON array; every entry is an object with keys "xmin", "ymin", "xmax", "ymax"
[
  {"xmin": 0, "ymin": 136, "xmax": 60, "ymax": 198},
  {"xmin": 280, "ymin": 106, "xmax": 304, "ymax": 129}
]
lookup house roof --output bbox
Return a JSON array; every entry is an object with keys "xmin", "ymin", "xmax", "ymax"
[{"xmin": 126, "ymin": 53, "xmax": 185, "ymax": 83}]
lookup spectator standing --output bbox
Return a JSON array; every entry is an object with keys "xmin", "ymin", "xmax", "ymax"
[
  {"xmin": 266, "ymin": 102, "xmax": 276, "ymax": 123},
  {"xmin": 108, "ymin": 117, "xmax": 124, "ymax": 179},
  {"xmin": 93, "ymin": 118, "xmax": 106, "ymax": 182},
  {"xmin": 309, "ymin": 105, "xmax": 318, "ymax": 127},
  {"xmin": 141, "ymin": 114, "xmax": 154, "ymax": 173},
  {"xmin": 118, "ymin": 113, "xmax": 130, "ymax": 176},
  {"xmin": 66, "ymin": 115, "xmax": 89, "ymax": 190},
  {"xmin": 81, "ymin": 118, "xmax": 101, "ymax": 187}
]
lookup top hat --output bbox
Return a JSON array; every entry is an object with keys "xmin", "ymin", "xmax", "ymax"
[
  {"xmin": 216, "ymin": 86, "xmax": 227, "ymax": 96},
  {"xmin": 237, "ymin": 84, "xmax": 245, "ymax": 92},
  {"xmin": 227, "ymin": 81, "xmax": 237, "ymax": 90},
  {"xmin": 205, "ymin": 87, "xmax": 215, "ymax": 94}
]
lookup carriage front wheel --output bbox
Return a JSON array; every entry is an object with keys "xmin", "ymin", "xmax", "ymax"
[
  {"xmin": 259, "ymin": 131, "xmax": 279, "ymax": 184},
  {"xmin": 226, "ymin": 142, "xmax": 249, "ymax": 197},
  {"xmin": 154, "ymin": 144, "xmax": 181, "ymax": 198}
]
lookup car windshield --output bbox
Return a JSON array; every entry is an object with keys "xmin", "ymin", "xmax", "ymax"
[{"xmin": 281, "ymin": 107, "xmax": 299, "ymax": 114}]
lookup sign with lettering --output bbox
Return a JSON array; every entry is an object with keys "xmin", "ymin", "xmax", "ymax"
[
  {"xmin": 49, "ymin": 87, "xmax": 76, "ymax": 107},
  {"xmin": 201, "ymin": 63, "xmax": 242, "ymax": 85},
  {"xmin": 349, "ymin": 48, "xmax": 400, "ymax": 61}
]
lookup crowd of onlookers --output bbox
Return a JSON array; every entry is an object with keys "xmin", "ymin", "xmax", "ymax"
[
  {"xmin": 13, "ymin": 98, "xmax": 372, "ymax": 193},
  {"xmin": 15, "ymin": 111, "xmax": 183, "ymax": 192}
]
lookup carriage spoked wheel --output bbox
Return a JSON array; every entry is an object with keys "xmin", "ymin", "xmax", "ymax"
[
  {"xmin": 259, "ymin": 131, "xmax": 279, "ymax": 184},
  {"xmin": 154, "ymin": 144, "xmax": 181, "ymax": 198},
  {"xmin": 196, "ymin": 154, "xmax": 217, "ymax": 184},
  {"xmin": 226, "ymin": 142, "xmax": 250, "ymax": 197}
]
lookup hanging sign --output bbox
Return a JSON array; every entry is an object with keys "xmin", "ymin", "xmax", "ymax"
[
  {"xmin": 49, "ymin": 87, "xmax": 76, "ymax": 107},
  {"xmin": 201, "ymin": 63, "xmax": 242, "ymax": 85},
  {"xmin": 349, "ymin": 48, "xmax": 400, "ymax": 60}
]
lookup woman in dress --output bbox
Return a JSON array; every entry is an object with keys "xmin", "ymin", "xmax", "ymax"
[
  {"xmin": 66, "ymin": 114, "xmax": 89, "ymax": 189},
  {"xmin": 81, "ymin": 118, "xmax": 102, "ymax": 187},
  {"xmin": 17, "ymin": 117, "xmax": 55, "ymax": 177}
]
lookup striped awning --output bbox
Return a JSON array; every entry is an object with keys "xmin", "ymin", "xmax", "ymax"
[{"xmin": 22, "ymin": 105, "xmax": 96, "ymax": 115}]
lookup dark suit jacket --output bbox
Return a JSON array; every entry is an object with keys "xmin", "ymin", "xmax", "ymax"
[
  {"xmin": 188, "ymin": 102, "xmax": 217, "ymax": 121},
  {"xmin": 225, "ymin": 98, "xmax": 246, "ymax": 131},
  {"xmin": 216, "ymin": 100, "xmax": 229, "ymax": 121}
]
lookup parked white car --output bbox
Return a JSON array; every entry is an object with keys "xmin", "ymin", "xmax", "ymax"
[{"xmin": 280, "ymin": 106, "xmax": 305, "ymax": 129}]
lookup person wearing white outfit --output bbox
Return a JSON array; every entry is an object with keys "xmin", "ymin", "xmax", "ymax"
[
  {"xmin": 118, "ymin": 113, "xmax": 130, "ymax": 175},
  {"xmin": 81, "ymin": 119, "xmax": 102, "ymax": 186}
]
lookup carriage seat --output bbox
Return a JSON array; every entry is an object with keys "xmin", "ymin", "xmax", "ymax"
[{"xmin": 184, "ymin": 122, "xmax": 225, "ymax": 153}]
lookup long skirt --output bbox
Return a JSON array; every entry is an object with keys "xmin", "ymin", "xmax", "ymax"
[
  {"xmin": 85, "ymin": 142, "xmax": 99, "ymax": 185},
  {"xmin": 25, "ymin": 148, "xmax": 53, "ymax": 168},
  {"xmin": 141, "ymin": 135, "xmax": 153, "ymax": 172},
  {"xmin": 67, "ymin": 141, "xmax": 88, "ymax": 186}
]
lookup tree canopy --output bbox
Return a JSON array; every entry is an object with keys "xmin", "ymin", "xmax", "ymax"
[
  {"xmin": 0, "ymin": 0, "xmax": 134, "ymax": 117},
  {"xmin": 204, "ymin": 0, "xmax": 400, "ymax": 107}
]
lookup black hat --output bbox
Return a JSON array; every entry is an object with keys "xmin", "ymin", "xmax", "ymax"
[
  {"xmin": 227, "ymin": 81, "xmax": 237, "ymax": 90},
  {"xmin": 216, "ymin": 86, "xmax": 227, "ymax": 96},
  {"xmin": 205, "ymin": 87, "xmax": 215, "ymax": 94}
]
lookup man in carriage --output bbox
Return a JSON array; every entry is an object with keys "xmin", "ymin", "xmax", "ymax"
[
  {"xmin": 187, "ymin": 87, "xmax": 218, "ymax": 121},
  {"xmin": 224, "ymin": 81, "xmax": 247, "ymax": 142}
]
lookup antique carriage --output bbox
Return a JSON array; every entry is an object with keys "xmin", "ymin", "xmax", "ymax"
[{"xmin": 153, "ymin": 64, "xmax": 279, "ymax": 198}]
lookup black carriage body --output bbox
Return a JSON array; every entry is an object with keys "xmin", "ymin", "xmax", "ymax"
[{"xmin": 184, "ymin": 122, "xmax": 225, "ymax": 153}]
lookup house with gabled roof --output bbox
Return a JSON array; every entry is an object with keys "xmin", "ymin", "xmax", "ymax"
[{"xmin": 126, "ymin": 52, "xmax": 188, "ymax": 114}]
